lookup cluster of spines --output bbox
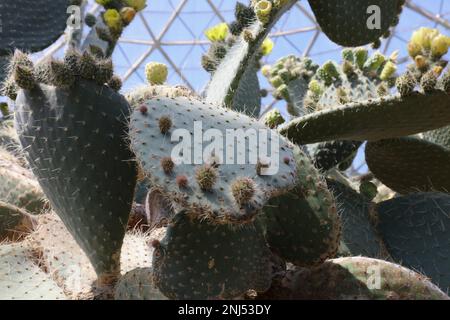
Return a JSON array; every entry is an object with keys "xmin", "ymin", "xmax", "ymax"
[{"xmin": 2, "ymin": 49, "xmax": 122, "ymax": 98}]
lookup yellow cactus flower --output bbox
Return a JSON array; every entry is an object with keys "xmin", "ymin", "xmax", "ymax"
[
  {"xmin": 261, "ymin": 38, "xmax": 274, "ymax": 56},
  {"xmin": 145, "ymin": 62, "xmax": 168, "ymax": 85},
  {"xmin": 95, "ymin": 0, "xmax": 112, "ymax": 6},
  {"xmin": 123, "ymin": 0, "xmax": 147, "ymax": 12},
  {"xmin": 103, "ymin": 9, "xmax": 123, "ymax": 32},
  {"xmin": 255, "ymin": 0, "xmax": 272, "ymax": 24},
  {"xmin": 204, "ymin": 23, "xmax": 229, "ymax": 42},
  {"xmin": 431, "ymin": 34, "xmax": 450, "ymax": 58},
  {"xmin": 410, "ymin": 27, "xmax": 439, "ymax": 50}
]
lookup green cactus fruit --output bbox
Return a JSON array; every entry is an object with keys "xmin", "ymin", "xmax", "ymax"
[
  {"xmin": 129, "ymin": 96, "xmax": 298, "ymax": 225},
  {"xmin": 262, "ymin": 147, "xmax": 341, "ymax": 267},
  {"xmin": 279, "ymin": 89, "xmax": 450, "ymax": 145},
  {"xmin": 308, "ymin": 0, "xmax": 405, "ymax": 47},
  {"xmin": 206, "ymin": 0, "xmax": 297, "ymax": 108},
  {"xmin": 365, "ymin": 137, "xmax": 450, "ymax": 194},
  {"xmin": 0, "ymin": 1, "xmax": 71, "ymax": 55},
  {"xmin": 268, "ymin": 257, "xmax": 448, "ymax": 300},
  {"xmin": 327, "ymin": 179, "xmax": 387, "ymax": 259},
  {"xmin": 308, "ymin": 140, "xmax": 362, "ymax": 172},
  {"xmin": 30, "ymin": 213, "xmax": 155, "ymax": 299},
  {"xmin": 359, "ymin": 181, "xmax": 378, "ymax": 201},
  {"xmin": 13, "ymin": 51, "xmax": 137, "ymax": 284},
  {"xmin": 115, "ymin": 268, "xmax": 168, "ymax": 300},
  {"xmin": 354, "ymin": 48, "xmax": 369, "ymax": 70},
  {"xmin": 0, "ymin": 242, "xmax": 67, "ymax": 300},
  {"xmin": 152, "ymin": 212, "xmax": 272, "ymax": 299},
  {"xmin": 376, "ymin": 192, "xmax": 450, "ymax": 292},
  {"xmin": 0, "ymin": 155, "xmax": 46, "ymax": 214},
  {"xmin": 0, "ymin": 200, "xmax": 36, "ymax": 242}
]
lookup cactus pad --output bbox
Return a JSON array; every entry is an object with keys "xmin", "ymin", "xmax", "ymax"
[
  {"xmin": 366, "ymin": 137, "xmax": 450, "ymax": 194},
  {"xmin": 376, "ymin": 192, "xmax": 450, "ymax": 292},
  {"xmin": 262, "ymin": 147, "xmax": 341, "ymax": 266},
  {"xmin": 129, "ymin": 96, "xmax": 298, "ymax": 225},
  {"xmin": 115, "ymin": 267, "xmax": 168, "ymax": 300},
  {"xmin": 152, "ymin": 213, "xmax": 272, "ymax": 299},
  {"xmin": 0, "ymin": 0, "xmax": 70, "ymax": 55}
]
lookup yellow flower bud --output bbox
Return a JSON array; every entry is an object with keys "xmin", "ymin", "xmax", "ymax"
[
  {"xmin": 103, "ymin": 9, "xmax": 122, "ymax": 32},
  {"xmin": 204, "ymin": 23, "xmax": 229, "ymax": 42},
  {"xmin": 120, "ymin": 7, "xmax": 136, "ymax": 25},
  {"xmin": 380, "ymin": 61, "xmax": 397, "ymax": 81},
  {"xmin": 123, "ymin": 0, "xmax": 147, "ymax": 12},
  {"xmin": 261, "ymin": 38, "xmax": 274, "ymax": 56}
]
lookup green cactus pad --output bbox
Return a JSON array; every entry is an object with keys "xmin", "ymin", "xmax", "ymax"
[
  {"xmin": 205, "ymin": 0, "xmax": 297, "ymax": 108},
  {"xmin": 0, "ymin": 156, "xmax": 46, "ymax": 214},
  {"xmin": 365, "ymin": 137, "xmax": 450, "ymax": 194},
  {"xmin": 231, "ymin": 66, "xmax": 261, "ymax": 117},
  {"xmin": 0, "ymin": 0, "xmax": 70, "ymax": 55},
  {"xmin": 0, "ymin": 200, "xmax": 36, "ymax": 241},
  {"xmin": 327, "ymin": 180, "xmax": 387, "ymax": 259},
  {"xmin": 279, "ymin": 90, "xmax": 450, "ymax": 144},
  {"xmin": 268, "ymin": 257, "xmax": 448, "ymax": 300},
  {"xmin": 262, "ymin": 147, "xmax": 341, "ymax": 267},
  {"xmin": 129, "ymin": 96, "xmax": 298, "ymax": 225},
  {"xmin": 115, "ymin": 268, "xmax": 168, "ymax": 300},
  {"xmin": 152, "ymin": 212, "xmax": 272, "ymax": 299},
  {"xmin": 15, "ymin": 78, "xmax": 137, "ymax": 282},
  {"xmin": 308, "ymin": 140, "xmax": 362, "ymax": 172},
  {"xmin": 376, "ymin": 192, "xmax": 450, "ymax": 292},
  {"xmin": 308, "ymin": 0, "xmax": 404, "ymax": 47},
  {"xmin": 0, "ymin": 243, "xmax": 67, "ymax": 300},
  {"xmin": 423, "ymin": 125, "xmax": 450, "ymax": 149}
]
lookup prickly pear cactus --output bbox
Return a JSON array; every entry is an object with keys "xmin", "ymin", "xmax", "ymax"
[
  {"xmin": 376, "ymin": 193, "xmax": 450, "ymax": 292},
  {"xmin": 129, "ymin": 96, "xmax": 298, "ymax": 225},
  {"xmin": 152, "ymin": 212, "xmax": 272, "ymax": 299},
  {"xmin": 0, "ymin": 0, "xmax": 71, "ymax": 56},
  {"xmin": 115, "ymin": 268, "xmax": 168, "ymax": 300},
  {"xmin": 0, "ymin": 242, "xmax": 67, "ymax": 300},
  {"xmin": 12, "ymin": 50, "xmax": 137, "ymax": 284},
  {"xmin": 262, "ymin": 147, "xmax": 341, "ymax": 266}
]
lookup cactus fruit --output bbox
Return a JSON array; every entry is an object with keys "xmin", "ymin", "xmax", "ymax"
[
  {"xmin": 145, "ymin": 62, "xmax": 169, "ymax": 86},
  {"xmin": 29, "ymin": 213, "xmax": 156, "ymax": 299},
  {"xmin": 129, "ymin": 96, "xmax": 298, "ymax": 225},
  {"xmin": 262, "ymin": 147, "xmax": 341, "ymax": 267},
  {"xmin": 115, "ymin": 268, "xmax": 168, "ymax": 300},
  {"xmin": 13, "ymin": 50, "xmax": 137, "ymax": 284},
  {"xmin": 266, "ymin": 257, "xmax": 448, "ymax": 300},
  {"xmin": 0, "ymin": 200, "xmax": 36, "ymax": 242},
  {"xmin": 365, "ymin": 137, "xmax": 450, "ymax": 194},
  {"xmin": 0, "ymin": 242, "xmax": 67, "ymax": 300},
  {"xmin": 376, "ymin": 193, "xmax": 450, "ymax": 292},
  {"xmin": 264, "ymin": 55, "xmax": 319, "ymax": 116},
  {"xmin": 308, "ymin": 0, "xmax": 405, "ymax": 47},
  {"xmin": 263, "ymin": 109, "xmax": 285, "ymax": 129},
  {"xmin": 152, "ymin": 212, "xmax": 272, "ymax": 299}
]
